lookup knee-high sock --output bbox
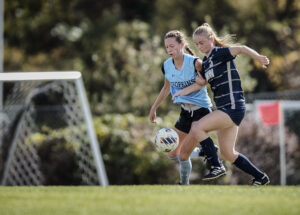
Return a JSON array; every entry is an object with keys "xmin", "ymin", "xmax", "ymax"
[
  {"xmin": 200, "ymin": 137, "xmax": 221, "ymax": 167},
  {"xmin": 179, "ymin": 159, "xmax": 192, "ymax": 185},
  {"xmin": 190, "ymin": 147, "xmax": 201, "ymax": 159},
  {"xmin": 233, "ymin": 153, "xmax": 264, "ymax": 179}
]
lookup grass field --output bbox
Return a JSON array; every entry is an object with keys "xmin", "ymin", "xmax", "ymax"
[{"xmin": 0, "ymin": 185, "xmax": 300, "ymax": 215}]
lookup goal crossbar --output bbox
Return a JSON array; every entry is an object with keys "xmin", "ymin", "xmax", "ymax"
[
  {"xmin": 0, "ymin": 71, "xmax": 81, "ymax": 81},
  {"xmin": 0, "ymin": 71, "xmax": 109, "ymax": 186}
]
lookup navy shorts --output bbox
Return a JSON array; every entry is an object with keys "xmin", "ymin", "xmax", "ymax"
[
  {"xmin": 175, "ymin": 105, "xmax": 211, "ymax": 134},
  {"xmin": 219, "ymin": 107, "xmax": 246, "ymax": 126}
]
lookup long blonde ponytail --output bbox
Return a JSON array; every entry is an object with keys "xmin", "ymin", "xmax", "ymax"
[{"xmin": 193, "ymin": 23, "xmax": 235, "ymax": 47}]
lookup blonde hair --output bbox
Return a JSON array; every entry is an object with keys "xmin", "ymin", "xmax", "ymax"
[
  {"xmin": 165, "ymin": 30, "xmax": 195, "ymax": 56},
  {"xmin": 193, "ymin": 23, "xmax": 235, "ymax": 47}
]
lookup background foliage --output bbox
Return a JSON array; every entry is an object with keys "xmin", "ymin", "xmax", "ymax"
[{"xmin": 5, "ymin": 0, "xmax": 300, "ymax": 114}]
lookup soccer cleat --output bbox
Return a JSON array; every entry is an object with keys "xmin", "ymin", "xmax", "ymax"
[
  {"xmin": 177, "ymin": 182, "xmax": 188, "ymax": 185},
  {"xmin": 251, "ymin": 174, "xmax": 270, "ymax": 186},
  {"xmin": 202, "ymin": 165, "xmax": 226, "ymax": 181}
]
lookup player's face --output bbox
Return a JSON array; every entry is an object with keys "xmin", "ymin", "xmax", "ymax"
[
  {"xmin": 193, "ymin": 34, "xmax": 214, "ymax": 55},
  {"xmin": 165, "ymin": 37, "xmax": 183, "ymax": 59}
]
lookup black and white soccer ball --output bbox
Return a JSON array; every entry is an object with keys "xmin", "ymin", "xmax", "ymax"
[{"xmin": 154, "ymin": 128, "xmax": 179, "ymax": 153}]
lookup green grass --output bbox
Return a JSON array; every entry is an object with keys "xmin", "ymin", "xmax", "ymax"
[{"xmin": 0, "ymin": 185, "xmax": 300, "ymax": 215}]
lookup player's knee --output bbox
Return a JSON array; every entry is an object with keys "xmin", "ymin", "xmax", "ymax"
[
  {"xmin": 190, "ymin": 125, "xmax": 197, "ymax": 135},
  {"xmin": 220, "ymin": 149, "xmax": 236, "ymax": 162},
  {"xmin": 190, "ymin": 124, "xmax": 204, "ymax": 138},
  {"xmin": 190, "ymin": 124, "xmax": 202, "ymax": 136}
]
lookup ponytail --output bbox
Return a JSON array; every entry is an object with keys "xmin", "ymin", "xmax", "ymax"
[
  {"xmin": 193, "ymin": 23, "xmax": 236, "ymax": 47},
  {"xmin": 185, "ymin": 46, "xmax": 195, "ymax": 56},
  {"xmin": 215, "ymin": 34, "xmax": 236, "ymax": 47}
]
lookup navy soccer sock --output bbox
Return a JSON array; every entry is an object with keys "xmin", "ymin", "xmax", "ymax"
[
  {"xmin": 233, "ymin": 153, "xmax": 264, "ymax": 179},
  {"xmin": 199, "ymin": 137, "xmax": 221, "ymax": 167}
]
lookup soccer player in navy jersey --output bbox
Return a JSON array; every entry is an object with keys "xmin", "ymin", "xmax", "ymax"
[
  {"xmin": 173, "ymin": 23, "xmax": 270, "ymax": 185},
  {"xmin": 149, "ymin": 30, "xmax": 225, "ymax": 185}
]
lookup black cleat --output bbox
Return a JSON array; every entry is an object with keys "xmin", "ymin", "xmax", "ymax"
[
  {"xmin": 202, "ymin": 165, "xmax": 226, "ymax": 181},
  {"xmin": 251, "ymin": 174, "xmax": 270, "ymax": 186}
]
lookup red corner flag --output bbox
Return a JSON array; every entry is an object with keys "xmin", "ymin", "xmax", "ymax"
[{"xmin": 257, "ymin": 101, "xmax": 281, "ymax": 125}]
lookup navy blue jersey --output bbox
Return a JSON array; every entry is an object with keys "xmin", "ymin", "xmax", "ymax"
[{"xmin": 201, "ymin": 47, "xmax": 245, "ymax": 109}]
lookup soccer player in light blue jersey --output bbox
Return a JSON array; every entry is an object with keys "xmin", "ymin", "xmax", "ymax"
[
  {"xmin": 149, "ymin": 30, "xmax": 225, "ymax": 185},
  {"xmin": 173, "ymin": 23, "xmax": 270, "ymax": 185}
]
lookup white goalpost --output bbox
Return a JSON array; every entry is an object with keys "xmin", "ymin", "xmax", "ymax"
[{"xmin": 0, "ymin": 71, "xmax": 108, "ymax": 186}]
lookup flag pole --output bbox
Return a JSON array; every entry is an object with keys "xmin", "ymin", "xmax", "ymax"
[
  {"xmin": 279, "ymin": 101, "xmax": 286, "ymax": 186},
  {"xmin": 0, "ymin": 0, "xmax": 3, "ymax": 110}
]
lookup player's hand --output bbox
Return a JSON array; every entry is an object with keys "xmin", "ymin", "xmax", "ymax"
[
  {"xmin": 149, "ymin": 109, "xmax": 157, "ymax": 123},
  {"xmin": 258, "ymin": 55, "xmax": 270, "ymax": 69},
  {"xmin": 172, "ymin": 91, "xmax": 182, "ymax": 101},
  {"xmin": 196, "ymin": 74, "xmax": 207, "ymax": 86}
]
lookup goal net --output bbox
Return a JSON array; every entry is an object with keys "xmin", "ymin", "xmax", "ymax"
[{"xmin": 0, "ymin": 71, "xmax": 108, "ymax": 186}]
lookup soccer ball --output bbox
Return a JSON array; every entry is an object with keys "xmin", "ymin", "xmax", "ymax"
[{"xmin": 154, "ymin": 128, "xmax": 179, "ymax": 152}]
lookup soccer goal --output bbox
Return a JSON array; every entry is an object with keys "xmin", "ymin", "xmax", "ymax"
[{"xmin": 0, "ymin": 71, "xmax": 108, "ymax": 186}]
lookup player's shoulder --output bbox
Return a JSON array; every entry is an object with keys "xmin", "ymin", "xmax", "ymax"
[
  {"xmin": 184, "ymin": 53, "xmax": 197, "ymax": 60},
  {"xmin": 184, "ymin": 54, "xmax": 198, "ymax": 66},
  {"xmin": 213, "ymin": 46, "xmax": 231, "ymax": 54},
  {"xmin": 163, "ymin": 57, "xmax": 173, "ymax": 68},
  {"xmin": 164, "ymin": 57, "xmax": 173, "ymax": 64},
  {"xmin": 162, "ymin": 57, "xmax": 174, "ymax": 74}
]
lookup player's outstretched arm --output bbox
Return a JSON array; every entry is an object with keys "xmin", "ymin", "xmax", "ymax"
[
  {"xmin": 172, "ymin": 78, "xmax": 205, "ymax": 101},
  {"xmin": 229, "ymin": 45, "xmax": 270, "ymax": 68},
  {"xmin": 149, "ymin": 78, "xmax": 170, "ymax": 123}
]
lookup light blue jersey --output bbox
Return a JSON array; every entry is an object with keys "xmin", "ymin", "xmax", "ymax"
[{"xmin": 162, "ymin": 54, "xmax": 212, "ymax": 108}]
